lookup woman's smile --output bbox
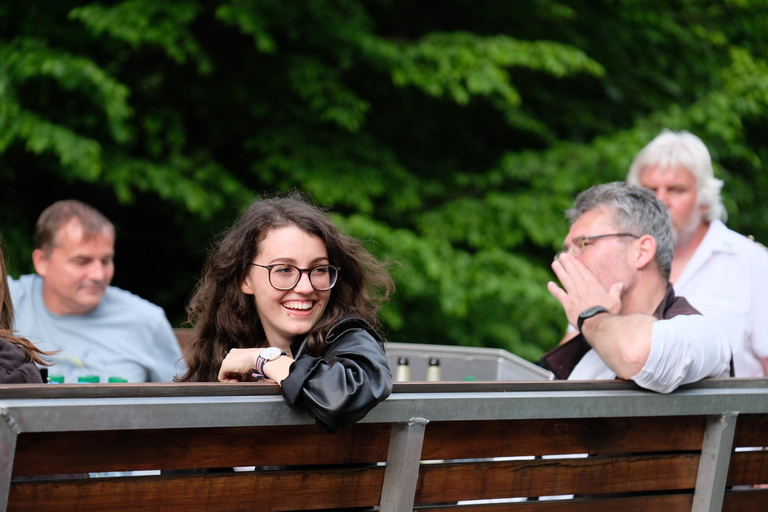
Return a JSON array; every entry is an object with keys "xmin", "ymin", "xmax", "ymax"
[{"xmin": 282, "ymin": 300, "xmax": 315, "ymax": 312}]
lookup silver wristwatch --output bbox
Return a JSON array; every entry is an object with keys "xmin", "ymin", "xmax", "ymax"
[{"xmin": 252, "ymin": 347, "xmax": 289, "ymax": 380}]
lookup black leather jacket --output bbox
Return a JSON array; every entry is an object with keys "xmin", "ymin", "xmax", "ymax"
[{"xmin": 281, "ymin": 316, "xmax": 392, "ymax": 433}]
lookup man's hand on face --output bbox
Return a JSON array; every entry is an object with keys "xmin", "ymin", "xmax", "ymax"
[{"xmin": 547, "ymin": 252, "xmax": 623, "ymax": 328}]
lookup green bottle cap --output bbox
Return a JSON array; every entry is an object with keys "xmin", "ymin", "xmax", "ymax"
[
  {"xmin": 463, "ymin": 376, "xmax": 477, "ymax": 381},
  {"xmin": 77, "ymin": 375, "xmax": 100, "ymax": 383},
  {"xmin": 49, "ymin": 375, "xmax": 65, "ymax": 383},
  {"xmin": 108, "ymin": 377, "xmax": 128, "ymax": 383}
]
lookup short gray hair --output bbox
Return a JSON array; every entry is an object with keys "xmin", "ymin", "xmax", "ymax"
[
  {"xmin": 567, "ymin": 182, "xmax": 674, "ymax": 281},
  {"xmin": 626, "ymin": 129, "xmax": 726, "ymax": 223}
]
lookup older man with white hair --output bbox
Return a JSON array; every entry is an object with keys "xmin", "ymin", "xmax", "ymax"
[{"xmin": 627, "ymin": 130, "xmax": 768, "ymax": 377}]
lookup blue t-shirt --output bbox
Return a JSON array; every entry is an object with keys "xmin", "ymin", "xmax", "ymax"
[{"xmin": 8, "ymin": 274, "xmax": 185, "ymax": 383}]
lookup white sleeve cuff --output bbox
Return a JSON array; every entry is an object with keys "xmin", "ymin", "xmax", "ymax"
[{"xmin": 632, "ymin": 315, "xmax": 731, "ymax": 393}]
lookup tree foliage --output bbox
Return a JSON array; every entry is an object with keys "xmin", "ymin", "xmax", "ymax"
[{"xmin": 2, "ymin": 0, "xmax": 768, "ymax": 360}]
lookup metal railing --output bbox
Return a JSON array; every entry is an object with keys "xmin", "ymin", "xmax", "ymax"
[{"xmin": 1, "ymin": 378, "xmax": 767, "ymax": 511}]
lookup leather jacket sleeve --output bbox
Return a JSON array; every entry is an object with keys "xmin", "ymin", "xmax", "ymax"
[{"xmin": 281, "ymin": 317, "xmax": 392, "ymax": 433}]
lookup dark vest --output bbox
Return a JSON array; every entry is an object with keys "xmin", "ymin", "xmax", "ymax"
[{"xmin": 540, "ymin": 285, "xmax": 702, "ymax": 380}]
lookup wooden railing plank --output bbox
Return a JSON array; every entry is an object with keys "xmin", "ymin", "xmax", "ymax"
[
  {"xmin": 12, "ymin": 423, "xmax": 391, "ymax": 477},
  {"xmin": 733, "ymin": 413, "xmax": 768, "ymax": 447},
  {"xmin": 0, "ymin": 382, "xmax": 283, "ymax": 400},
  {"xmin": 9, "ymin": 467, "xmax": 385, "ymax": 512},
  {"xmin": 726, "ymin": 450, "xmax": 768, "ymax": 486},
  {"xmin": 722, "ymin": 488, "xmax": 768, "ymax": 512},
  {"xmin": 415, "ymin": 493, "xmax": 694, "ymax": 512},
  {"xmin": 422, "ymin": 416, "xmax": 705, "ymax": 460},
  {"xmin": 414, "ymin": 454, "xmax": 700, "ymax": 504}
]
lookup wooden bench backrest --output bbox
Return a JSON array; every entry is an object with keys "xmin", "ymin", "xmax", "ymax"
[
  {"xmin": 414, "ymin": 414, "xmax": 768, "ymax": 510},
  {"xmin": 2, "ymin": 380, "xmax": 768, "ymax": 511},
  {"xmin": 10, "ymin": 423, "xmax": 391, "ymax": 511}
]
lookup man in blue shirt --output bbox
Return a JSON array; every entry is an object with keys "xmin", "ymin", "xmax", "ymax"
[{"xmin": 9, "ymin": 200, "xmax": 184, "ymax": 383}]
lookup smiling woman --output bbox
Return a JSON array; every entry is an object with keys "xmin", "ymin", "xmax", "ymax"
[{"xmin": 178, "ymin": 194, "xmax": 395, "ymax": 433}]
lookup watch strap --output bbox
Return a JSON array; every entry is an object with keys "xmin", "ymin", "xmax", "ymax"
[
  {"xmin": 253, "ymin": 349, "xmax": 288, "ymax": 380},
  {"xmin": 577, "ymin": 306, "xmax": 610, "ymax": 333}
]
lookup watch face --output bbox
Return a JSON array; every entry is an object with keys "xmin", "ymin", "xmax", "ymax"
[
  {"xmin": 260, "ymin": 347, "xmax": 283, "ymax": 361},
  {"xmin": 577, "ymin": 305, "xmax": 609, "ymax": 332},
  {"xmin": 580, "ymin": 306, "xmax": 608, "ymax": 319}
]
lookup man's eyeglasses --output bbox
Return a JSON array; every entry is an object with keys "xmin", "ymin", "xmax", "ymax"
[
  {"xmin": 554, "ymin": 233, "xmax": 639, "ymax": 262},
  {"xmin": 251, "ymin": 263, "xmax": 340, "ymax": 291}
]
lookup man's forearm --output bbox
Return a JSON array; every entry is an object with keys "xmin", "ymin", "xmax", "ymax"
[{"xmin": 579, "ymin": 313, "xmax": 655, "ymax": 379}]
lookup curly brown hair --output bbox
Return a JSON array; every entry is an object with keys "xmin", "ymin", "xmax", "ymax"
[{"xmin": 178, "ymin": 194, "xmax": 394, "ymax": 382}]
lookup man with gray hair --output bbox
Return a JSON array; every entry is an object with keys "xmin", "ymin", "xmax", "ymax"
[
  {"xmin": 628, "ymin": 130, "xmax": 768, "ymax": 377},
  {"xmin": 540, "ymin": 182, "xmax": 731, "ymax": 392}
]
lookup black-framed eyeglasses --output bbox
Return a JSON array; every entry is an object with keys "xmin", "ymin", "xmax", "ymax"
[
  {"xmin": 251, "ymin": 263, "xmax": 340, "ymax": 291},
  {"xmin": 554, "ymin": 233, "xmax": 640, "ymax": 261}
]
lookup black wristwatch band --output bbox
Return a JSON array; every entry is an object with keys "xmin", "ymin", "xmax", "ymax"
[{"xmin": 577, "ymin": 306, "xmax": 610, "ymax": 333}]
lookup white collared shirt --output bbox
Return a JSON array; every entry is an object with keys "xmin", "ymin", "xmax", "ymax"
[{"xmin": 673, "ymin": 220, "xmax": 768, "ymax": 377}]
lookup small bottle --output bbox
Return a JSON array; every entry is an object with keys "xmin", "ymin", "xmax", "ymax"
[
  {"xmin": 395, "ymin": 357, "xmax": 411, "ymax": 382},
  {"xmin": 48, "ymin": 375, "xmax": 65, "ymax": 384},
  {"xmin": 427, "ymin": 358, "xmax": 441, "ymax": 381}
]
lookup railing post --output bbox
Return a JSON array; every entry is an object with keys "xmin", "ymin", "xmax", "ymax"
[
  {"xmin": 380, "ymin": 417, "xmax": 428, "ymax": 512},
  {"xmin": 0, "ymin": 408, "xmax": 21, "ymax": 512},
  {"xmin": 692, "ymin": 412, "xmax": 738, "ymax": 512}
]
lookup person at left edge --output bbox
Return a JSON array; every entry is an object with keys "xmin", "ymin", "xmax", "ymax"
[
  {"xmin": 178, "ymin": 194, "xmax": 394, "ymax": 433},
  {"xmin": 0, "ymin": 232, "xmax": 55, "ymax": 383},
  {"xmin": 8, "ymin": 200, "xmax": 185, "ymax": 383}
]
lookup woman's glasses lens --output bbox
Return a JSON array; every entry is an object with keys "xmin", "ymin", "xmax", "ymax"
[{"xmin": 269, "ymin": 265, "xmax": 338, "ymax": 290}]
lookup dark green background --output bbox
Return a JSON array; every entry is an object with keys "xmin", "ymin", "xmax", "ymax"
[{"xmin": 3, "ymin": 0, "xmax": 767, "ymax": 360}]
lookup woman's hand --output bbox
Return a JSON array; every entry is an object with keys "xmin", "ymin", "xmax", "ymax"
[{"xmin": 218, "ymin": 348, "xmax": 261, "ymax": 382}]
